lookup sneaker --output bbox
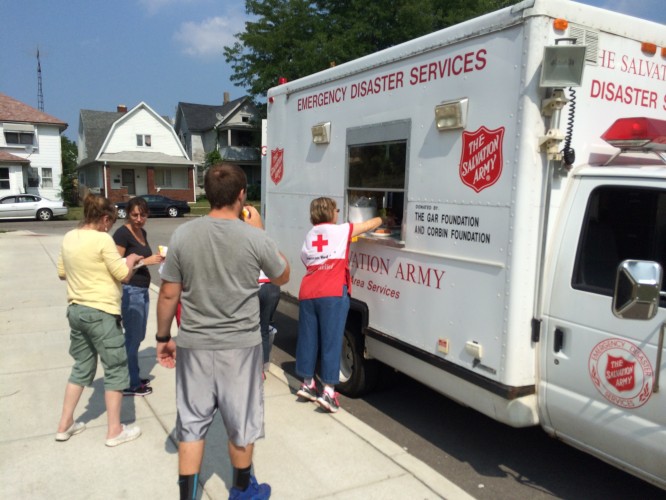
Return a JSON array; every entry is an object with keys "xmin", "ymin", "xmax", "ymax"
[
  {"xmin": 317, "ymin": 392, "xmax": 340, "ymax": 413},
  {"xmin": 296, "ymin": 383, "xmax": 317, "ymax": 402},
  {"xmin": 140, "ymin": 378, "xmax": 151, "ymax": 386},
  {"xmin": 105, "ymin": 424, "xmax": 141, "ymax": 447},
  {"xmin": 122, "ymin": 385, "xmax": 153, "ymax": 397},
  {"xmin": 55, "ymin": 421, "xmax": 86, "ymax": 442},
  {"xmin": 228, "ymin": 475, "xmax": 271, "ymax": 500}
]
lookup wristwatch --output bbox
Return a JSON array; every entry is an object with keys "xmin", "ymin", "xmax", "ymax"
[{"xmin": 156, "ymin": 334, "xmax": 172, "ymax": 343}]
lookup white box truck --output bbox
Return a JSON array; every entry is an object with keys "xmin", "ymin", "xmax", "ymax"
[{"xmin": 263, "ymin": 0, "xmax": 666, "ymax": 487}]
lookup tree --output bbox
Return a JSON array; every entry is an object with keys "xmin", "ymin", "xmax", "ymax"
[
  {"xmin": 205, "ymin": 149, "xmax": 222, "ymax": 167},
  {"xmin": 60, "ymin": 136, "xmax": 78, "ymax": 206},
  {"xmin": 224, "ymin": 0, "xmax": 327, "ymax": 99},
  {"xmin": 224, "ymin": 0, "xmax": 515, "ymax": 103}
]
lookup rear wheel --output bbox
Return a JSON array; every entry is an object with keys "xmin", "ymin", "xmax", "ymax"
[
  {"xmin": 167, "ymin": 206, "xmax": 179, "ymax": 217},
  {"xmin": 36, "ymin": 208, "xmax": 52, "ymax": 221},
  {"xmin": 116, "ymin": 207, "xmax": 127, "ymax": 219},
  {"xmin": 336, "ymin": 327, "xmax": 378, "ymax": 397}
]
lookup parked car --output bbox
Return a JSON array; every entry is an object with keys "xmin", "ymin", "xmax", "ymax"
[
  {"xmin": 115, "ymin": 195, "xmax": 191, "ymax": 219},
  {"xmin": 0, "ymin": 194, "xmax": 68, "ymax": 221}
]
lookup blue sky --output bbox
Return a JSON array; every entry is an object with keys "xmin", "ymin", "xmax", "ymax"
[{"xmin": 1, "ymin": 0, "xmax": 664, "ymax": 141}]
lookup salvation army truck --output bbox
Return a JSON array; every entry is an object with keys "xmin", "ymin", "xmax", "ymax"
[{"xmin": 263, "ymin": 0, "xmax": 666, "ymax": 487}]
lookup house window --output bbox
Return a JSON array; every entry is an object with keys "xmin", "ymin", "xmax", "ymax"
[
  {"xmin": 236, "ymin": 130, "xmax": 254, "ymax": 147},
  {"xmin": 242, "ymin": 116, "xmax": 250, "ymax": 123},
  {"xmin": 155, "ymin": 168, "xmax": 172, "ymax": 187},
  {"xmin": 136, "ymin": 134, "xmax": 152, "ymax": 147},
  {"xmin": 27, "ymin": 167, "xmax": 40, "ymax": 187},
  {"xmin": 156, "ymin": 167, "xmax": 188, "ymax": 189},
  {"xmin": 41, "ymin": 168, "xmax": 53, "ymax": 187},
  {"xmin": 0, "ymin": 168, "xmax": 9, "ymax": 189},
  {"xmin": 4, "ymin": 131, "xmax": 34, "ymax": 146}
]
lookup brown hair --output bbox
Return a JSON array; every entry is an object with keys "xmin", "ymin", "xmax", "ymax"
[
  {"xmin": 309, "ymin": 197, "xmax": 337, "ymax": 225},
  {"xmin": 204, "ymin": 163, "xmax": 247, "ymax": 209},
  {"xmin": 81, "ymin": 194, "xmax": 116, "ymax": 226},
  {"xmin": 126, "ymin": 196, "xmax": 149, "ymax": 216}
]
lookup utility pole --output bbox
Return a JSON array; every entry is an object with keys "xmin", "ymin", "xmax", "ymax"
[{"xmin": 37, "ymin": 49, "xmax": 44, "ymax": 112}]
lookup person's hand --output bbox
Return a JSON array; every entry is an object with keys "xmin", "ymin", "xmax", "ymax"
[
  {"xmin": 125, "ymin": 253, "xmax": 143, "ymax": 268},
  {"xmin": 381, "ymin": 214, "xmax": 397, "ymax": 227},
  {"xmin": 242, "ymin": 205, "xmax": 264, "ymax": 229},
  {"xmin": 156, "ymin": 339, "xmax": 176, "ymax": 369},
  {"xmin": 143, "ymin": 254, "xmax": 165, "ymax": 266}
]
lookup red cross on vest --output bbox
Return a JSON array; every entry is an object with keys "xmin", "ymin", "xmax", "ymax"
[{"xmin": 312, "ymin": 233, "xmax": 329, "ymax": 252}]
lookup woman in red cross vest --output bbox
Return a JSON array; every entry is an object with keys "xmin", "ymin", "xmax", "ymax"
[{"xmin": 295, "ymin": 197, "xmax": 382, "ymax": 412}]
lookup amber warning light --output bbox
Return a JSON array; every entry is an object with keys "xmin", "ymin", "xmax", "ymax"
[
  {"xmin": 553, "ymin": 18, "xmax": 568, "ymax": 31},
  {"xmin": 601, "ymin": 117, "xmax": 666, "ymax": 151}
]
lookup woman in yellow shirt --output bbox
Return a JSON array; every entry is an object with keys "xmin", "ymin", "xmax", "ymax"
[{"xmin": 55, "ymin": 194, "xmax": 143, "ymax": 447}]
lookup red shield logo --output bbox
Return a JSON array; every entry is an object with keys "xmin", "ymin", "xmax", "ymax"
[
  {"xmin": 605, "ymin": 354, "xmax": 635, "ymax": 392},
  {"xmin": 459, "ymin": 126, "xmax": 505, "ymax": 193},
  {"xmin": 270, "ymin": 148, "xmax": 284, "ymax": 185}
]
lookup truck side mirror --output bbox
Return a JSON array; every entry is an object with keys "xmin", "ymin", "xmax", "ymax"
[{"xmin": 612, "ymin": 260, "xmax": 663, "ymax": 320}]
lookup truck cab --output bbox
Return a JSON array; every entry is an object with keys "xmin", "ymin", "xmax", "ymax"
[{"xmin": 540, "ymin": 117, "xmax": 666, "ymax": 486}]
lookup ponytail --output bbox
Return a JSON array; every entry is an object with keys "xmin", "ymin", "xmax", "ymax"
[{"xmin": 82, "ymin": 194, "xmax": 116, "ymax": 226}]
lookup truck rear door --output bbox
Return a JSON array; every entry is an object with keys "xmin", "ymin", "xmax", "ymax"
[{"xmin": 541, "ymin": 178, "xmax": 666, "ymax": 487}]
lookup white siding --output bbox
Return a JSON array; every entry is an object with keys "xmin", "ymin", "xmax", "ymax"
[
  {"xmin": 227, "ymin": 103, "xmax": 255, "ymax": 125},
  {"xmin": 31, "ymin": 126, "xmax": 63, "ymax": 199},
  {"xmin": 77, "ymin": 117, "xmax": 87, "ymax": 163},
  {"xmin": 202, "ymin": 131, "xmax": 218, "ymax": 158},
  {"xmin": 0, "ymin": 166, "xmax": 24, "ymax": 196},
  {"xmin": 191, "ymin": 132, "xmax": 207, "ymax": 165},
  {"xmin": 104, "ymin": 108, "xmax": 184, "ymax": 156},
  {"xmin": 0, "ymin": 123, "xmax": 63, "ymax": 199}
]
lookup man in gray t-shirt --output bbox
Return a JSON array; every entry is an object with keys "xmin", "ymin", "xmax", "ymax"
[
  {"xmin": 162, "ymin": 216, "xmax": 285, "ymax": 350},
  {"xmin": 156, "ymin": 163, "xmax": 289, "ymax": 500}
]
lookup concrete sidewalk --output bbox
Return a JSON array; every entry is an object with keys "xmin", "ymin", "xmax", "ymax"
[{"xmin": 0, "ymin": 229, "xmax": 473, "ymax": 500}]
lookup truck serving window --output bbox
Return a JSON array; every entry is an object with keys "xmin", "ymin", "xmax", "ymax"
[
  {"xmin": 346, "ymin": 120, "xmax": 409, "ymax": 235},
  {"xmin": 573, "ymin": 186, "xmax": 666, "ymax": 300}
]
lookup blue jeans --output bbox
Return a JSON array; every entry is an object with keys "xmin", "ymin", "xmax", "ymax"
[
  {"xmin": 295, "ymin": 286, "xmax": 350, "ymax": 386},
  {"xmin": 259, "ymin": 283, "xmax": 281, "ymax": 364},
  {"xmin": 121, "ymin": 284, "xmax": 149, "ymax": 388}
]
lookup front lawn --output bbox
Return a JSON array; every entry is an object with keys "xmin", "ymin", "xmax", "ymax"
[{"xmin": 63, "ymin": 199, "xmax": 259, "ymax": 220}]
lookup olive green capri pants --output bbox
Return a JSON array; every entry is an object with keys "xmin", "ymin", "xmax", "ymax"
[{"xmin": 66, "ymin": 303, "xmax": 130, "ymax": 391}]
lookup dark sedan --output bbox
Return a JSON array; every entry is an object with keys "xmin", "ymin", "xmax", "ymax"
[{"xmin": 115, "ymin": 195, "xmax": 191, "ymax": 219}]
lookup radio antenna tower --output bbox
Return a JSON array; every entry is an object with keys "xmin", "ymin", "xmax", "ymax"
[{"xmin": 37, "ymin": 48, "xmax": 44, "ymax": 111}]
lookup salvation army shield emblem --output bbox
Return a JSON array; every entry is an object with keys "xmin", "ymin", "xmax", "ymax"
[
  {"xmin": 459, "ymin": 126, "xmax": 505, "ymax": 193},
  {"xmin": 605, "ymin": 354, "xmax": 635, "ymax": 392},
  {"xmin": 589, "ymin": 338, "xmax": 654, "ymax": 409},
  {"xmin": 270, "ymin": 148, "xmax": 284, "ymax": 185}
]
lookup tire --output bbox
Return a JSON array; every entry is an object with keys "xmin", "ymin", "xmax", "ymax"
[
  {"xmin": 167, "ymin": 206, "xmax": 179, "ymax": 218},
  {"xmin": 336, "ymin": 327, "xmax": 379, "ymax": 397},
  {"xmin": 116, "ymin": 207, "xmax": 127, "ymax": 219},
  {"xmin": 36, "ymin": 208, "xmax": 52, "ymax": 221}
]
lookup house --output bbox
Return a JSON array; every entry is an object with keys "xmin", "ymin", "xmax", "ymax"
[
  {"xmin": 174, "ymin": 93, "xmax": 261, "ymax": 190},
  {"xmin": 77, "ymin": 102, "xmax": 195, "ymax": 204},
  {"xmin": 0, "ymin": 92, "xmax": 68, "ymax": 199}
]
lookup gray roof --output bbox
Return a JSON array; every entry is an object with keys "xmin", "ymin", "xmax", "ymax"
[
  {"xmin": 176, "ymin": 96, "xmax": 248, "ymax": 132},
  {"xmin": 78, "ymin": 109, "xmax": 124, "ymax": 167},
  {"xmin": 97, "ymin": 151, "xmax": 192, "ymax": 166},
  {"xmin": 78, "ymin": 108, "xmax": 181, "ymax": 168}
]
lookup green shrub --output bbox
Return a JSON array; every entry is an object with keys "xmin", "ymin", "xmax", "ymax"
[{"xmin": 247, "ymin": 184, "xmax": 261, "ymax": 201}]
